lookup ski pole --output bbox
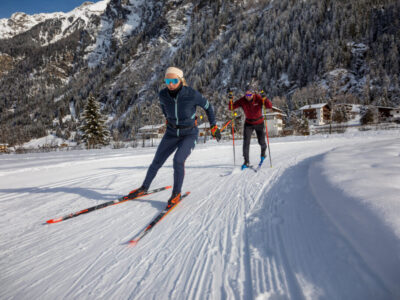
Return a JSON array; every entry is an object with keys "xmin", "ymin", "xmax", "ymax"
[
  {"xmin": 220, "ymin": 120, "xmax": 232, "ymax": 132},
  {"xmin": 261, "ymin": 90, "xmax": 272, "ymax": 168},
  {"xmin": 228, "ymin": 90, "xmax": 236, "ymax": 166}
]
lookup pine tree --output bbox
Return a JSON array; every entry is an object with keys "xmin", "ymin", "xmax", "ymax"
[{"xmin": 80, "ymin": 93, "xmax": 109, "ymax": 149}]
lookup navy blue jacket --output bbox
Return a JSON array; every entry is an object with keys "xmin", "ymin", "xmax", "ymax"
[{"xmin": 159, "ymin": 86, "xmax": 216, "ymax": 136}]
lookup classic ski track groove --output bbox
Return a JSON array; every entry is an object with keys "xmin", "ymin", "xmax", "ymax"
[{"xmin": 1, "ymin": 138, "xmax": 397, "ymax": 299}]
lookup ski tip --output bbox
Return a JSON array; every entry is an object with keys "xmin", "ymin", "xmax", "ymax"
[
  {"xmin": 166, "ymin": 185, "xmax": 172, "ymax": 189},
  {"xmin": 128, "ymin": 240, "xmax": 138, "ymax": 247},
  {"xmin": 46, "ymin": 218, "xmax": 62, "ymax": 224}
]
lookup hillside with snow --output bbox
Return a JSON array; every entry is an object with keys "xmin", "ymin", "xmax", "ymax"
[
  {"xmin": 1, "ymin": 130, "xmax": 399, "ymax": 299},
  {"xmin": 1, "ymin": 0, "xmax": 399, "ymax": 146},
  {"xmin": 0, "ymin": 1, "xmax": 108, "ymax": 42}
]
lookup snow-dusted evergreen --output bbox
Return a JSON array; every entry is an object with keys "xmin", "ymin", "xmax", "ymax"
[{"xmin": 80, "ymin": 93, "xmax": 110, "ymax": 149}]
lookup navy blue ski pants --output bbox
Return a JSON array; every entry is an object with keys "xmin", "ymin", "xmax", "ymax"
[{"xmin": 142, "ymin": 130, "xmax": 197, "ymax": 194}]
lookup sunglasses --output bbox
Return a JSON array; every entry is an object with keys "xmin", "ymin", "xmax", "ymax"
[
  {"xmin": 245, "ymin": 93, "xmax": 253, "ymax": 97},
  {"xmin": 164, "ymin": 78, "xmax": 179, "ymax": 85}
]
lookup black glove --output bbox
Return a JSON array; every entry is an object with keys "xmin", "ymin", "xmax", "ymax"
[{"xmin": 211, "ymin": 125, "xmax": 221, "ymax": 142}]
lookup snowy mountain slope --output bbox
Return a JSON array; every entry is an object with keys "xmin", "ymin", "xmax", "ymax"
[
  {"xmin": 0, "ymin": 0, "xmax": 148, "ymax": 69},
  {"xmin": 0, "ymin": 1, "xmax": 109, "ymax": 42},
  {"xmin": 0, "ymin": 12, "xmax": 60, "ymax": 39},
  {"xmin": 0, "ymin": 131, "xmax": 399, "ymax": 299}
]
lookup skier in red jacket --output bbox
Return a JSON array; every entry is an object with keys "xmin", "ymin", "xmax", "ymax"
[{"xmin": 229, "ymin": 88, "xmax": 272, "ymax": 169}]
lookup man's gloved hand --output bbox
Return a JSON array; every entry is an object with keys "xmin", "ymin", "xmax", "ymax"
[
  {"xmin": 260, "ymin": 89, "xmax": 266, "ymax": 99},
  {"xmin": 211, "ymin": 125, "xmax": 221, "ymax": 142}
]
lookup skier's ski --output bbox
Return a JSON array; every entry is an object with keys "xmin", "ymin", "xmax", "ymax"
[
  {"xmin": 129, "ymin": 191, "xmax": 190, "ymax": 246},
  {"xmin": 248, "ymin": 165, "xmax": 258, "ymax": 172},
  {"xmin": 248, "ymin": 159, "xmax": 266, "ymax": 173},
  {"xmin": 241, "ymin": 165, "xmax": 257, "ymax": 172},
  {"xmin": 45, "ymin": 186, "xmax": 172, "ymax": 224}
]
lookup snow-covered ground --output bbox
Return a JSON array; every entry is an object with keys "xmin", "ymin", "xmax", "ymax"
[
  {"xmin": 1, "ymin": 130, "xmax": 399, "ymax": 299},
  {"xmin": 20, "ymin": 134, "xmax": 76, "ymax": 149}
]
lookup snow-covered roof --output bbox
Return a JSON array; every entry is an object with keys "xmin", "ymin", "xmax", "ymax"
[
  {"xmin": 299, "ymin": 103, "xmax": 328, "ymax": 110},
  {"xmin": 198, "ymin": 121, "xmax": 223, "ymax": 129},
  {"xmin": 265, "ymin": 112, "xmax": 286, "ymax": 117},
  {"xmin": 271, "ymin": 106, "xmax": 284, "ymax": 113},
  {"xmin": 138, "ymin": 124, "xmax": 165, "ymax": 131}
]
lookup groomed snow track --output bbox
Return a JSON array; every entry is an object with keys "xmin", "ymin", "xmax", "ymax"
[{"xmin": 1, "ymin": 133, "xmax": 399, "ymax": 299}]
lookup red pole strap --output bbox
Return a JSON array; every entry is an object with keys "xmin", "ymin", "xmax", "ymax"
[{"xmin": 221, "ymin": 120, "xmax": 232, "ymax": 132}]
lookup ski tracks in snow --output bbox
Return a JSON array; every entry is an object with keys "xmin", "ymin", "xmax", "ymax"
[
  {"xmin": 187, "ymin": 141, "xmax": 393, "ymax": 299},
  {"xmin": 1, "ymin": 137, "xmax": 398, "ymax": 299},
  {"xmin": 245, "ymin": 155, "xmax": 392, "ymax": 299}
]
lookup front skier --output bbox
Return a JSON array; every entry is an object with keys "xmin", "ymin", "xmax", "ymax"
[
  {"xmin": 229, "ymin": 88, "xmax": 272, "ymax": 170},
  {"xmin": 129, "ymin": 67, "xmax": 221, "ymax": 207}
]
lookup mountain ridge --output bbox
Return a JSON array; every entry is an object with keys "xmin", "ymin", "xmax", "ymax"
[{"xmin": 0, "ymin": 0, "xmax": 399, "ymax": 145}]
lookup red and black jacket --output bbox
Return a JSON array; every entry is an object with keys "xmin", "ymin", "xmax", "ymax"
[{"xmin": 229, "ymin": 94, "xmax": 272, "ymax": 125}]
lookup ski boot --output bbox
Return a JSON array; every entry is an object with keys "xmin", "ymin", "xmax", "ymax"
[
  {"xmin": 126, "ymin": 186, "xmax": 147, "ymax": 200},
  {"xmin": 241, "ymin": 161, "xmax": 250, "ymax": 170},
  {"xmin": 167, "ymin": 192, "xmax": 181, "ymax": 208},
  {"xmin": 259, "ymin": 156, "xmax": 265, "ymax": 167}
]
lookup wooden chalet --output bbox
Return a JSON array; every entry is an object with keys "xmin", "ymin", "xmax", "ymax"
[
  {"xmin": 138, "ymin": 124, "xmax": 166, "ymax": 139},
  {"xmin": 0, "ymin": 144, "xmax": 9, "ymax": 153},
  {"xmin": 299, "ymin": 103, "xmax": 331, "ymax": 125},
  {"xmin": 264, "ymin": 106, "xmax": 286, "ymax": 136},
  {"xmin": 376, "ymin": 106, "xmax": 395, "ymax": 122}
]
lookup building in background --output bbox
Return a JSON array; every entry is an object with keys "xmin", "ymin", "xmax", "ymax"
[
  {"xmin": 265, "ymin": 106, "xmax": 286, "ymax": 136},
  {"xmin": 137, "ymin": 124, "xmax": 166, "ymax": 139},
  {"xmin": 390, "ymin": 107, "xmax": 400, "ymax": 123},
  {"xmin": 376, "ymin": 106, "xmax": 396, "ymax": 122},
  {"xmin": 299, "ymin": 103, "xmax": 331, "ymax": 126},
  {"xmin": 0, "ymin": 144, "xmax": 9, "ymax": 153}
]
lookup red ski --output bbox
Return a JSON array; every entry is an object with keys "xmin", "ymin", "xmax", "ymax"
[
  {"xmin": 45, "ymin": 186, "xmax": 171, "ymax": 224},
  {"xmin": 129, "ymin": 191, "xmax": 190, "ymax": 246}
]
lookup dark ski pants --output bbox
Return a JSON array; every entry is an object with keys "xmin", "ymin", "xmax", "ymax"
[
  {"xmin": 142, "ymin": 131, "xmax": 197, "ymax": 194},
  {"xmin": 243, "ymin": 122, "xmax": 267, "ymax": 164}
]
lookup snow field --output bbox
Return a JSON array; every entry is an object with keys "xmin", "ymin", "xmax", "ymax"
[{"xmin": 0, "ymin": 130, "xmax": 399, "ymax": 299}]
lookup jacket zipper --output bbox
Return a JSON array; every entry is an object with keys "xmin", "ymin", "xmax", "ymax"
[{"xmin": 174, "ymin": 96, "xmax": 179, "ymax": 137}]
